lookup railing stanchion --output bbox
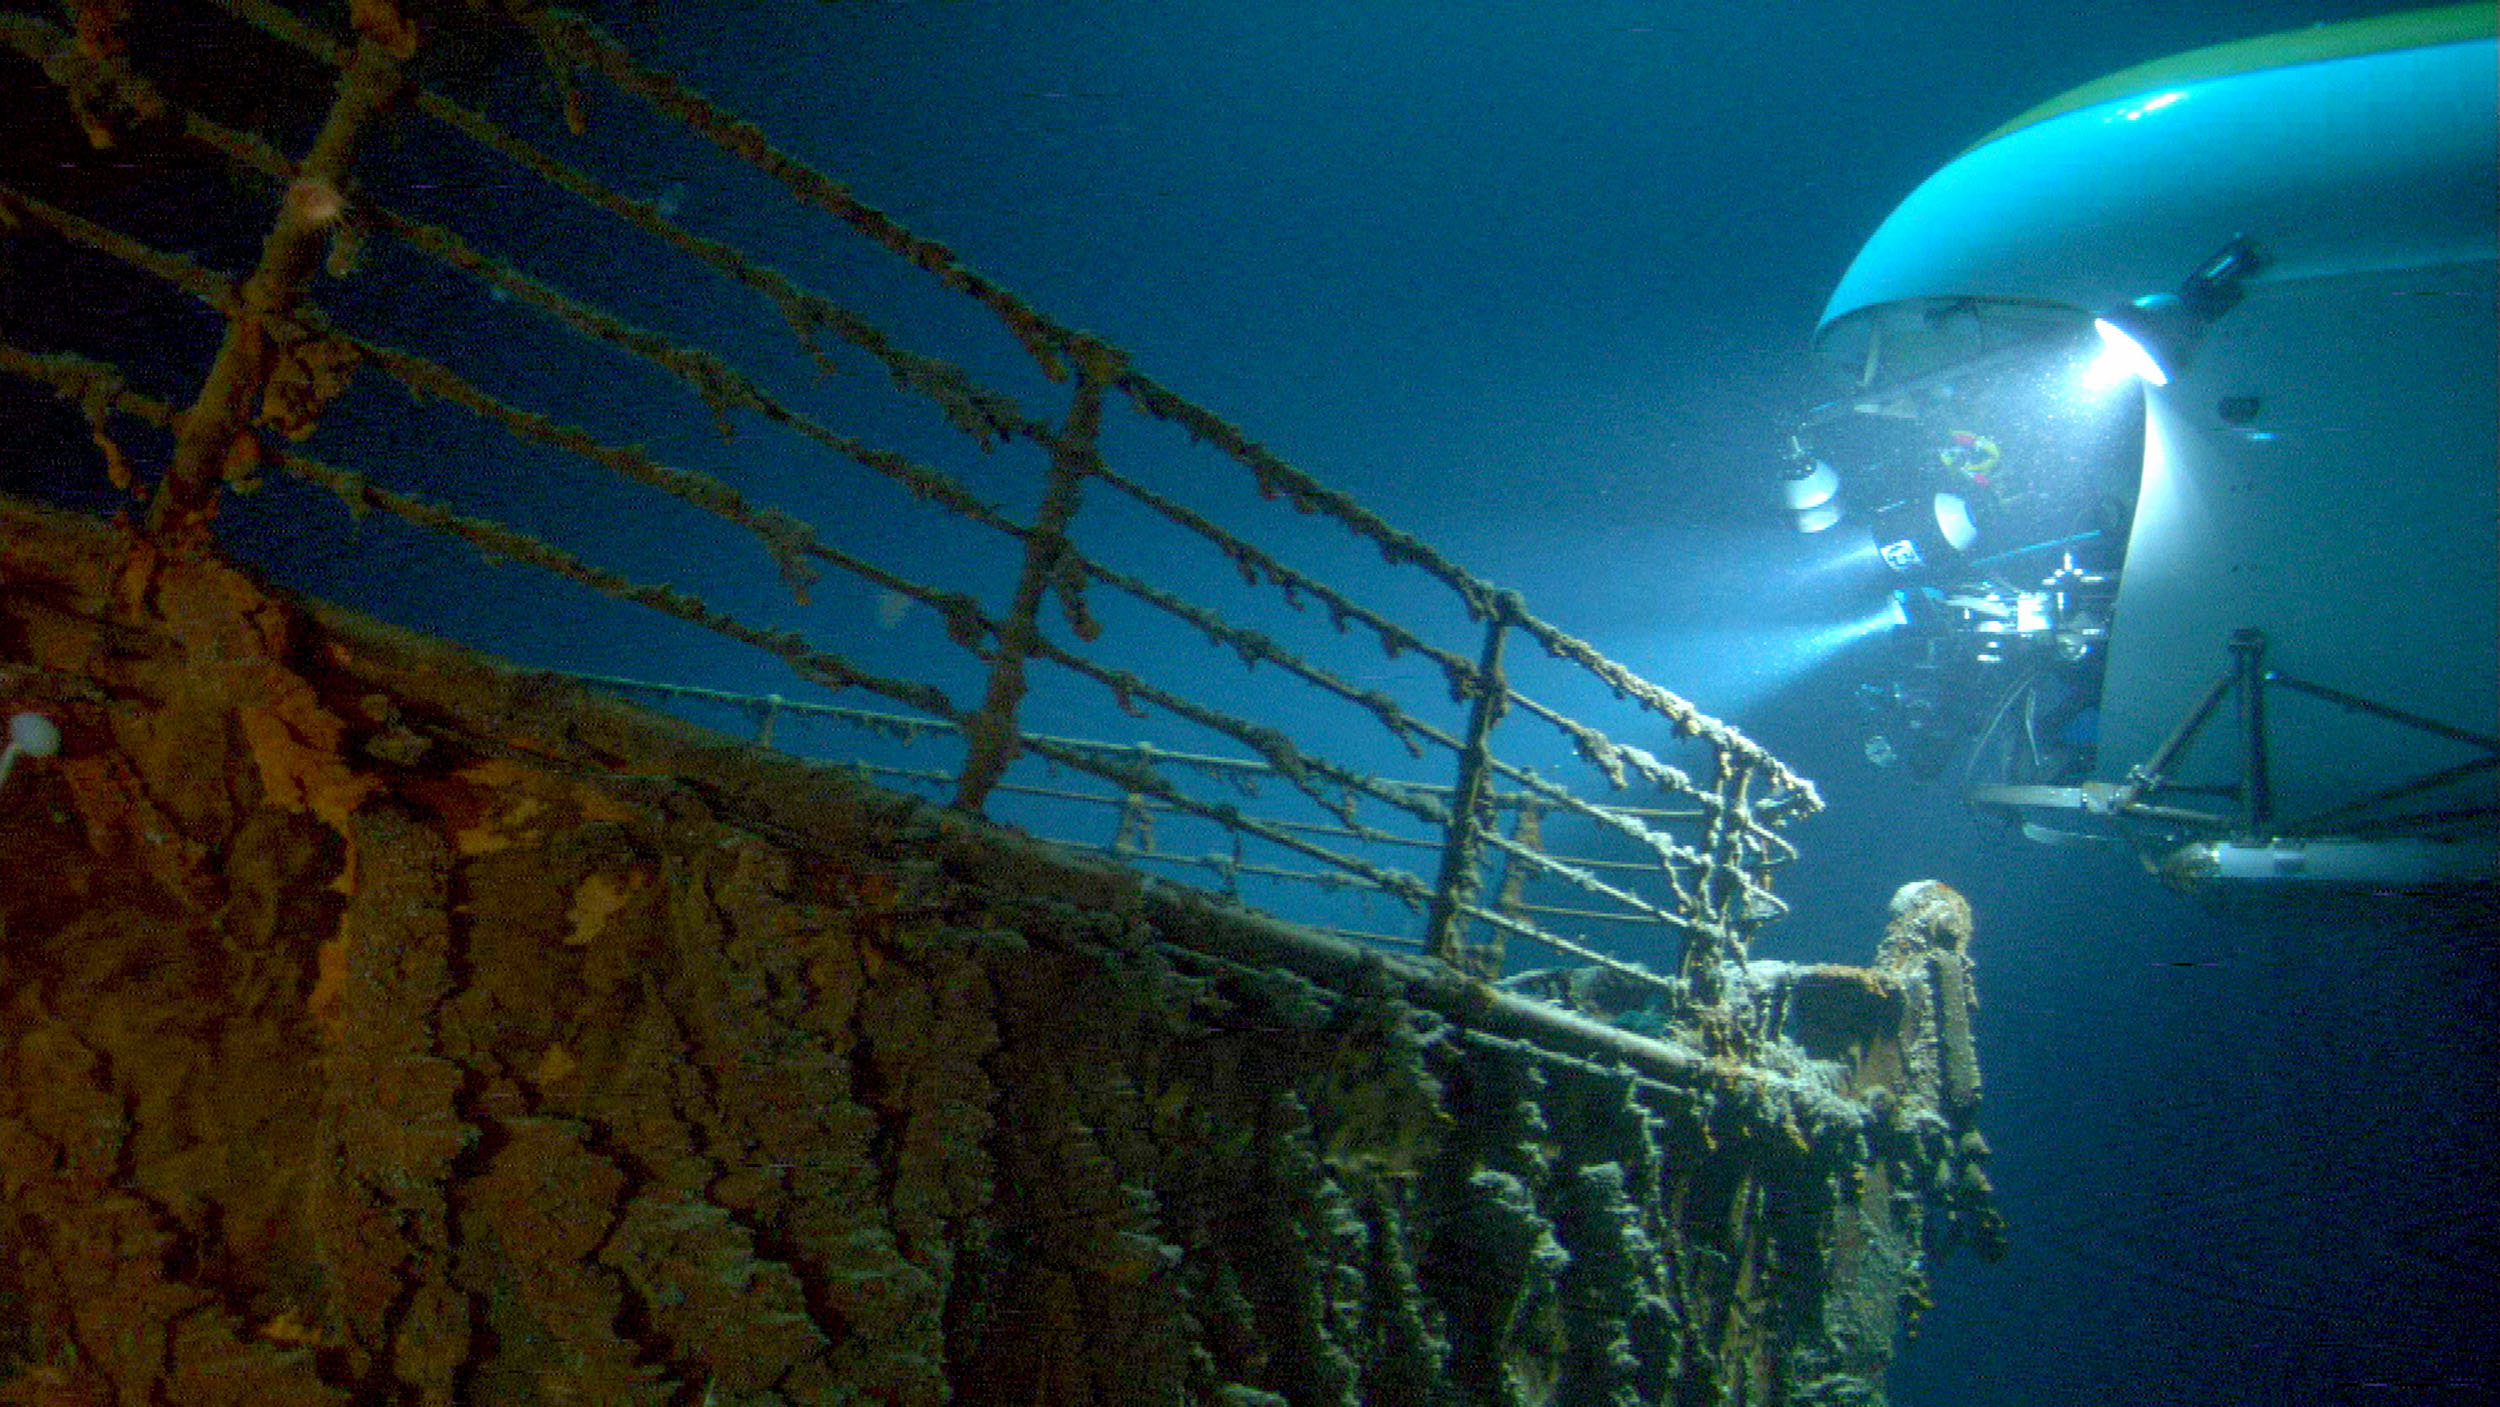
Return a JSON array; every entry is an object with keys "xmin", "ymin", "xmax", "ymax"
[
  {"xmin": 1425, "ymin": 592, "xmax": 1518, "ymax": 975},
  {"xmin": 953, "ymin": 359, "xmax": 1108, "ymax": 814},
  {"xmin": 151, "ymin": 18, "xmax": 408, "ymax": 544}
]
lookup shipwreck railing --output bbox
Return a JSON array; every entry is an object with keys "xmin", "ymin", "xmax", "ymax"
[{"xmin": 0, "ymin": 0, "xmax": 1819, "ymax": 988}]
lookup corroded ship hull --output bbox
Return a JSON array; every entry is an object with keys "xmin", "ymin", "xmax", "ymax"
[{"xmin": 0, "ymin": 500, "xmax": 1992, "ymax": 1404}]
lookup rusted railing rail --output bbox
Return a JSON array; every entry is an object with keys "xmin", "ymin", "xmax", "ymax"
[
  {"xmin": 522, "ymin": 670, "xmax": 1714, "ymax": 957},
  {"xmin": 0, "ymin": 0, "xmax": 1820, "ymax": 989}
]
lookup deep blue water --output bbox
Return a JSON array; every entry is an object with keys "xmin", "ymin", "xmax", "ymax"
[{"xmin": 5, "ymin": 1, "xmax": 2493, "ymax": 1401}]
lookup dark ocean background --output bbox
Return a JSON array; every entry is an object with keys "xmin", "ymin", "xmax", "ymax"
[{"xmin": 7, "ymin": 1, "xmax": 2495, "ymax": 1402}]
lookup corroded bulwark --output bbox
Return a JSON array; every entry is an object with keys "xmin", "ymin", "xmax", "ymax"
[{"xmin": 0, "ymin": 500, "xmax": 1995, "ymax": 1404}]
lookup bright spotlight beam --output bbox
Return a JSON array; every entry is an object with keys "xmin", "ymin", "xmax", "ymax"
[
  {"xmin": 1656, "ymin": 596, "xmax": 1910, "ymax": 717},
  {"xmin": 2089, "ymin": 316, "xmax": 2170, "ymax": 388}
]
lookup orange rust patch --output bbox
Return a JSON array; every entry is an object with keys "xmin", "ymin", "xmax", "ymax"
[
  {"xmin": 564, "ymin": 868, "xmax": 651, "ymax": 946},
  {"xmin": 573, "ymin": 782, "xmax": 639, "ymax": 824},
  {"xmin": 237, "ymin": 678, "xmax": 380, "ymax": 830},
  {"xmin": 445, "ymin": 758, "xmax": 553, "ymax": 854},
  {"xmin": 529, "ymin": 1043, "xmax": 580, "ymax": 1089},
  {"xmin": 307, "ymin": 933, "xmax": 351, "ymax": 1044}
]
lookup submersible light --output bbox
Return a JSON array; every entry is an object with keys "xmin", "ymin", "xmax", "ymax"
[
  {"xmin": 1781, "ymin": 453, "xmax": 1843, "ymax": 533},
  {"xmin": 1870, "ymin": 492, "xmax": 1980, "ymax": 575},
  {"xmin": 2088, "ymin": 235, "xmax": 2266, "ymax": 388}
]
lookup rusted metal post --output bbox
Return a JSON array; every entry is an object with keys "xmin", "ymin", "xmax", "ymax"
[
  {"xmin": 1467, "ymin": 801, "xmax": 1540, "ymax": 979},
  {"xmin": 150, "ymin": 13, "xmax": 411, "ymax": 543},
  {"xmin": 1701, "ymin": 758, "xmax": 1749, "ymax": 941},
  {"xmin": 1424, "ymin": 591, "xmax": 1517, "ymax": 972},
  {"xmin": 952, "ymin": 363, "xmax": 1105, "ymax": 813}
]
